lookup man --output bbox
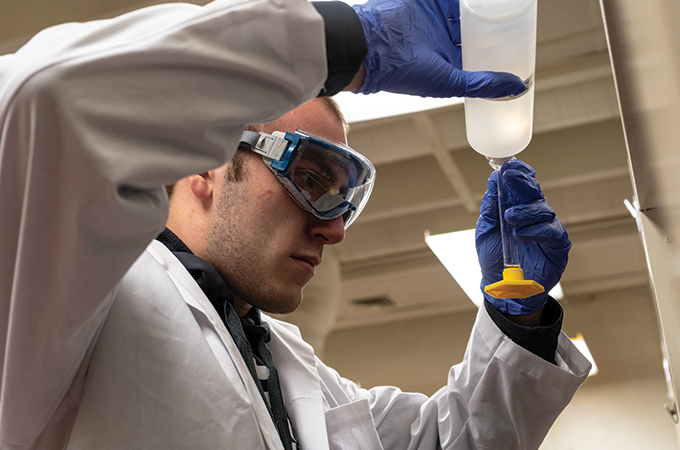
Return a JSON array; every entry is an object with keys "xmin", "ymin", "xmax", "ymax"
[
  {"xmin": 0, "ymin": 0, "xmax": 589, "ymax": 448},
  {"xmin": 156, "ymin": 95, "xmax": 587, "ymax": 449}
]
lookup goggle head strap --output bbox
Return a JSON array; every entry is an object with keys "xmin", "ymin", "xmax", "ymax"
[{"xmin": 240, "ymin": 130, "xmax": 299, "ymax": 171}]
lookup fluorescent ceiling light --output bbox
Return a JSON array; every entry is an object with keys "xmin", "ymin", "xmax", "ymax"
[
  {"xmin": 623, "ymin": 198, "xmax": 639, "ymax": 220},
  {"xmin": 570, "ymin": 333, "xmax": 599, "ymax": 377},
  {"xmin": 334, "ymin": 92, "xmax": 464, "ymax": 123},
  {"xmin": 424, "ymin": 228, "xmax": 564, "ymax": 306},
  {"xmin": 549, "ymin": 282, "xmax": 564, "ymax": 301},
  {"xmin": 425, "ymin": 229, "xmax": 484, "ymax": 307}
]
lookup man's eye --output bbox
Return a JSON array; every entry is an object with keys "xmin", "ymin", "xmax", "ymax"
[
  {"xmin": 294, "ymin": 170, "xmax": 316, "ymax": 188},
  {"xmin": 292, "ymin": 170, "xmax": 326, "ymax": 201},
  {"xmin": 291, "ymin": 168, "xmax": 348, "ymax": 202}
]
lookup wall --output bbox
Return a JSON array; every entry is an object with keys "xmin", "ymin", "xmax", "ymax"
[
  {"xmin": 324, "ymin": 285, "xmax": 678, "ymax": 448},
  {"xmin": 540, "ymin": 375, "xmax": 676, "ymax": 450},
  {"xmin": 600, "ymin": 0, "xmax": 680, "ymax": 445}
]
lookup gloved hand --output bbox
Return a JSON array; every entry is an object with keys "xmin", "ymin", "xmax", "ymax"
[
  {"xmin": 475, "ymin": 160, "xmax": 571, "ymax": 315},
  {"xmin": 352, "ymin": 0, "xmax": 526, "ymax": 98}
]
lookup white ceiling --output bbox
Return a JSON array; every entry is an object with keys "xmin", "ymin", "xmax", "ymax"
[{"xmin": 2, "ymin": 0, "xmax": 645, "ymax": 332}]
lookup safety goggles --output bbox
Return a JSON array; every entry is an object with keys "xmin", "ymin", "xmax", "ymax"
[{"xmin": 239, "ymin": 130, "xmax": 375, "ymax": 228}]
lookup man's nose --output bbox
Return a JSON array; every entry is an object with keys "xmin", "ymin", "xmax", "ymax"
[{"xmin": 310, "ymin": 215, "xmax": 345, "ymax": 245}]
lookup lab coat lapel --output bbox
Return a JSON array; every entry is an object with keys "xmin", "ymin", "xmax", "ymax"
[
  {"xmin": 147, "ymin": 241, "xmax": 284, "ymax": 449},
  {"xmin": 266, "ymin": 318, "xmax": 330, "ymax": 450}
]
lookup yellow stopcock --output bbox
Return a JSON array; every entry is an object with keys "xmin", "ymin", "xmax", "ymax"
[
  {"xmin": 484, "ymin": 266, "xmax": 544, "ymax": 299},
  {"xmin": 484, "ymin": 157, "xmax": 544, "ymax": 300}
]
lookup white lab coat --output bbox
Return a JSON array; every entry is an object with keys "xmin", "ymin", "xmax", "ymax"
[
  {"xmin": 56, "ymin": 240, "xmax": 589, "ymax": 450},
  {"xmin": 0, "ymin": 0, "xmax": 590, "ymax": 449}
]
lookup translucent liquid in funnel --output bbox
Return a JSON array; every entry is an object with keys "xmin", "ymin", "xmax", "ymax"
[
  {"xmin": 465, "ymin": 93, "xmax": 534, "ymax": 158},
  {"xmin": 461, "ymin": 0, "xmax": 537, "ymax": 158}
]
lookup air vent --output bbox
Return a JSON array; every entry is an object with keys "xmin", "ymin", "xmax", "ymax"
[{"xmin": 351, "ymin": 296, "xmax": 395, "ymax": 309}]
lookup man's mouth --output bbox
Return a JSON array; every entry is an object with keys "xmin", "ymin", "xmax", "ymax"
[{"xmin": 291, "ymin": 254, "xmax": 321, "ymax": 275}]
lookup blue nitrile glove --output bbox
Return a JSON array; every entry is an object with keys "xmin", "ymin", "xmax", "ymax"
[
  {"xmin": 352, "ymin": 0, "xmax": 526, "ymax": 98},
  {"xmin": 475, "ymin": 160, "xmax": 571, "ymax": 315}
]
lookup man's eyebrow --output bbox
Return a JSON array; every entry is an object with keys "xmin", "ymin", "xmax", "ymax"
[{"xmin": 321, "ymin": 160, "xmax": 350, "ymax": 183}]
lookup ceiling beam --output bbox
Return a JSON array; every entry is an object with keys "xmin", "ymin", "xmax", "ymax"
[{"xmin": 411, "ymin": 113, "xmax": 478, "ymax": 213}]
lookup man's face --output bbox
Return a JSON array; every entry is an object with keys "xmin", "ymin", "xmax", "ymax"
[{"xmin": 205, "ymin": 100, "xmax": 347, "ymax": 315}]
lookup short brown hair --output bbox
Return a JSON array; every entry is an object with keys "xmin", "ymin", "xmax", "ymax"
[{"xmin": 319, "ymin": 96, "xmax": 350, "ymax": 135}]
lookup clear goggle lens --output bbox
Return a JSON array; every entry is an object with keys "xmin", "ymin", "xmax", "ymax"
[{"xmin": 240, "ymin": 130, "xmax": 375, "ymax": 228}]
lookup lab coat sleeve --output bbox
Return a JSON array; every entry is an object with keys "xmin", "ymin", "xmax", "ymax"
[
  {"xmin": 317, "ymin": 304, "xmax": 591, "ymax": 450},
  {"xmin": 0, "ymin": 0, "xmax": 326, "ymax": 445}
]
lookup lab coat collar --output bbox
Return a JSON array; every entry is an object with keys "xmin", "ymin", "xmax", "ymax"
[{"xmin": 151, "ymin": 237, "xmax": 329, "ymax": 448}]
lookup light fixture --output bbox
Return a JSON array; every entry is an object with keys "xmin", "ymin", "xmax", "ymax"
[
  {"xmin": 424, "ymin": 228, "xmax": 564, "ymax": 306},
  {"xmin": 549, "ymin": 282, "xmax": 564, "ymax": 301},
  {"xmin": 334, "ymin": 91, "xmax": 463, "ymax": 123},
  {"xmin": 623, "ymin": 198, "xmax": 638, "ymax": 219},
  {"xmin": 425, "ymin": 229, "xmax": 485, "ymax": 307},
  {"xmin": 570, "ymin": 333, "xmax": 599, "ymax": 377}
]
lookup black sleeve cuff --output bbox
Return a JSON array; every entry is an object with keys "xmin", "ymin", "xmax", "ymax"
[
  {"xmin": 484, "ymin": 297, "xmax": 563, "ymax": 365},
  {"xmin": 312, "ymin": 1, "xmax": 367, "ymax": 97}
]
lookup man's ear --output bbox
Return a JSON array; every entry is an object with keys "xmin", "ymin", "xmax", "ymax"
[{"xmin": 186, "ymin": 172, "xmax": 213, "ymax": 201}]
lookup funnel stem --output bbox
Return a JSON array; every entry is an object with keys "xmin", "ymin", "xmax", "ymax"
[{"xmin": 488, "ymin": 157, "xmax": 520, "ymax": 269}]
